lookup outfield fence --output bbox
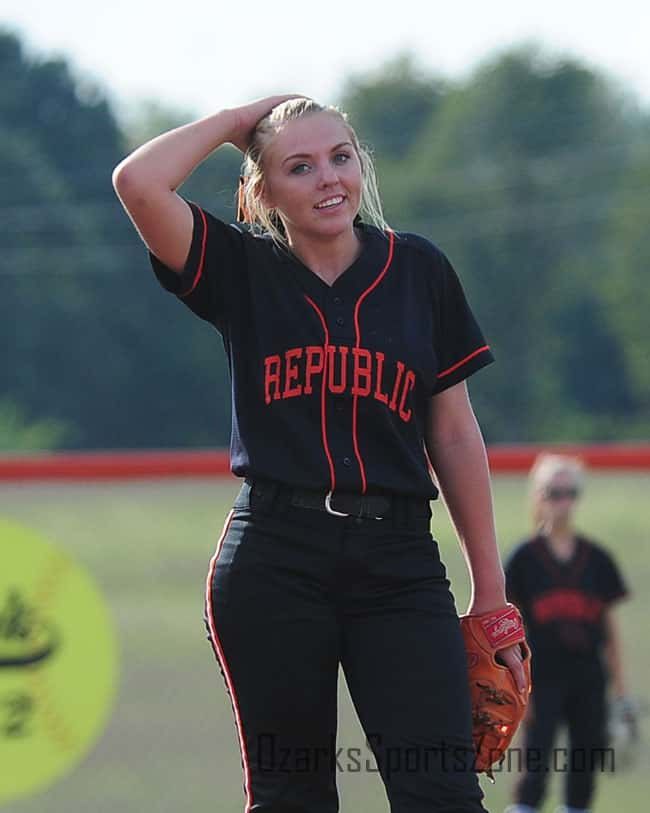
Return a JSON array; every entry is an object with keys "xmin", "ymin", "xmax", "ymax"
[{"xmin": 0, "ymin": 443, "xmax": 648, "ymax": 481}]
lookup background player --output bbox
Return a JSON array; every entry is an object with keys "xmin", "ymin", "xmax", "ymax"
[
  {"xmin": 112, "ymin": 94, "xmax": 529, "ymax": 813},
  {"xmin": 503, "ymin": 453, "xmax": 631, "ymax": 813}
]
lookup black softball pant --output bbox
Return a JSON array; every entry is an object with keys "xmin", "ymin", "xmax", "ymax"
[
  {"xmin": 512, "ymin": 663, "xmax": 608, "ymax": 810},
  {"xmin": 203, "ymin": 479, "xmax": 488, "ymax": 813}
]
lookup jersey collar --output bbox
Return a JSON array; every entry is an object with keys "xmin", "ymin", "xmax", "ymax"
[{"xmin": 272, "ymin": 221, "xmax": 392, "ymax": 299}]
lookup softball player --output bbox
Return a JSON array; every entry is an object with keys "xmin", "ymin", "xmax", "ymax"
[
  {"xmin": 503, "ymin": 453, "xmax": 631, "ymax": 813},
  {"xmin": 113, "ymin": 95, "xmax": 528, "ymax": 813}
]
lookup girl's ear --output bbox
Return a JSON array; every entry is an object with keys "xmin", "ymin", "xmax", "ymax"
[{"xmin": 260, "ymin": 181, "xmax": 274, "ymax": 209}]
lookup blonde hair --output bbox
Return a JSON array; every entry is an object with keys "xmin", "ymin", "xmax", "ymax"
[
  {"xmin": 528, "ymin": 453, "xmax": 586, "ymax": 530},
  {"xmin": 238, "ymin": 97, "xmax": 390, "ymax": 248}
]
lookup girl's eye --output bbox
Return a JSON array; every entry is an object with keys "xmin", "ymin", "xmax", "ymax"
[{"xmin": 290, "ymin": 154, "xmax": 350, "ymax": 174}]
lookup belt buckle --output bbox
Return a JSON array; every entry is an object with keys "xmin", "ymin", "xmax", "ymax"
[
  {"xmin": 324, "ymin": 490, "xmax": 349, "ymax": 517},
  {"xmin": 324, "ymin": 490, "xmax": 384, "ymax": 520}
]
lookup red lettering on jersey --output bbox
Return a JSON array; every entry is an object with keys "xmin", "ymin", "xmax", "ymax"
[
  {"xmin": 389, "ymin": 361, "xmax": 405, "ymax": 411},
  {"xmin": 263, "ymin": 345, "xmax": 416, "ymax": 424},
  {"xmin": 283, "ymin": 347, "xmax": 303, "ymax": 398},
  {"xmin": 398, "ymin": 369, "xmax": 416, "ymax": 421},
  {"xmin": 373, "ymin": 351, "xmax": 389, "ymax": 405},
  {"xmin": 532, "ymin": 589, "xmax": 605, "ymax": 624},
  {"xmin": 327, "ymin": 345, "xmax": 348, "ymax": 394},
  {"xmin": 264, "ymin": 355, "xmax": 282, "ymax": 404},
  {"xmin": 351, "ymin": 348, "xmax": 372, "ymax": 396},
  {"xmin": 304, "ymin": 346, "xmax": 324, "ymax": 394}
]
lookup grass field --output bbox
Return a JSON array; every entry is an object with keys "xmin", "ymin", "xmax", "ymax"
[{"xmin": 1, "ymin": 472, "xmax": 648, "ymax": 813}]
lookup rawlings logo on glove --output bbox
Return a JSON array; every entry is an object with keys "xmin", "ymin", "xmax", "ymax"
[{"xmin": 459, "ymin": 603, "xmax": 532, "ymax": 782}]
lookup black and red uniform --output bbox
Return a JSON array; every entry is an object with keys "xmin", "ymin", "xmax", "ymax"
[
  {"xmin": 504, "ymin": 532, "xmax": 629, "ymax": 811},
  {"xmin": 149, "ymin": 199, "xmax": 496, "ymax": 813}
]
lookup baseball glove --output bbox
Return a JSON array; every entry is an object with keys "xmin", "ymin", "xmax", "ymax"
[
  {"xmin": 459, "ymin": 603, "xmax": 532, "ymax": 782},
  {"xmin": 606, "ymin": 695, "xmax": 640, "ymax": 771}
]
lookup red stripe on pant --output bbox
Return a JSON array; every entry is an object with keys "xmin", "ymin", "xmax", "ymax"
[{"xmin": 204, "ymin": 509, "xmax": 253, "ymax": 812}]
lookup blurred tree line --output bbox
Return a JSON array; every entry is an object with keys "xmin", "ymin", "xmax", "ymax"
[{"xmin": 1, "ymin": 30, "xmax": 648, "ymax": 451}]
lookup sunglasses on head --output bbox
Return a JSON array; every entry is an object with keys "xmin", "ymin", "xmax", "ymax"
[{"xmin": 543, "ymin": 486, "xmax": 581, "ymax": 501}]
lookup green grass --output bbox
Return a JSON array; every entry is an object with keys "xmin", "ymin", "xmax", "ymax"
[{"xmin": 0, "ymin": 473, "xmax": 648, "ymax": 813}]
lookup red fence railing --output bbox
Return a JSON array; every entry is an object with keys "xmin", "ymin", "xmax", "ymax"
[{"xmin": 0, "ymin": 444, "xmax": 648, "ymax": 482}]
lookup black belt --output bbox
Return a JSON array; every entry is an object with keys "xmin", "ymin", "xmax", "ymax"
[
  {"xmin": 292, "ymin": 487, "xmax": 390, "ymax": 520},
  {"xmin": 244, "ymin": 478, "xmax": 430, "ymax": 522}
]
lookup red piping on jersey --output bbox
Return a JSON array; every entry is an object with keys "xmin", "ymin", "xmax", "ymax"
[
  {"xmin": 352, "ymin": 230, "xmax": 395, "ymax": 493},
  {"xmin": 304, "ymin": 296, "xmax": 338, "ymax": 492},
  {"xmin": 179, "ymin": 205, "xmax": 208, "ymax": 298},
  {"xmin": 437, "ymin": 345, "xmax": 490, "ymax": 380},
  {"xmin": 205, "ymin": 510, "xmax": 253, "ymax": 812}
]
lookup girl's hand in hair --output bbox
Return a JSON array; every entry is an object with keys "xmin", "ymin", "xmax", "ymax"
[{"xmin": 229, "ymin": 94, "xmax": 307, "ymax": 152}]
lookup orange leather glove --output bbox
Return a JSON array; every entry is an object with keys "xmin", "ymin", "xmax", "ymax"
[{"xmin": 459, "ymin": 603, "xmax": 532, "ymax": 782}]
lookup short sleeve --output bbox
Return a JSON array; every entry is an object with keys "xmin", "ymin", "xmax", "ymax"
[
  {"xmin": 503, "ymin": 547, "xmax": 526, "ymax": 610},
  {"xmin": 598, "ymin": 548, "xmax": 630, "ymax": 605},
  {"xmin": 148, "ymin": 199, "xmax": 246, "ymax": 331},
  {"xmin": 431, "ymin": 250, "xmax": 494, "ymax": 395}
]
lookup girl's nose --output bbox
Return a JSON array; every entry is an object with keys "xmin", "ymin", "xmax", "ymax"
[{"xmin": 317, "ymin": 160, "xmax": 338, "ymax": 186}]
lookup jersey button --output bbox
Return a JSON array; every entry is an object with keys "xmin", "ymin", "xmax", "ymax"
[
  {"xmin": 335, "ymin": 316, "xmax": 345, "ymax": 326},
  {"xmin": 333, "ymin": 296, "xmax": 343, "ymax": 305},
  {"xmin": 343, "ymin": 457, "xmax": 352, "ymax": 467}
]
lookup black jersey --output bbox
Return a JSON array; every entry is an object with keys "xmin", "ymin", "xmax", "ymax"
[
  {"xmin": 148, "ymin": 200, "xmax": 494, "ymax": 499},
  {"xmin": 504, "ymin": 533, "xmax": 629, "ymax": 666}
]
